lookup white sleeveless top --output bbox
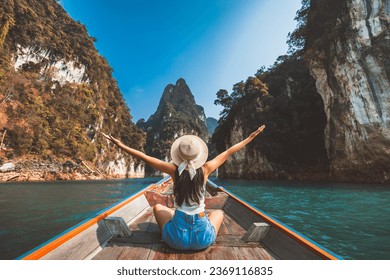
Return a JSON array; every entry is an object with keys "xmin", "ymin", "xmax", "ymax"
[{"xmin": 175, "ymin": 183, "xmax": 206, "ymax": 215}]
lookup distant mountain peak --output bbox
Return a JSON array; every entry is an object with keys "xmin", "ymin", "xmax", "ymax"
[
  {"xmin": 176, "ymin": 77, "xmax": 186, "ymax": 86},
  {"xmin": 157, "ymin": 78, "xmax": 196, "ymax": 115},
  {"xmin": 137, "ymin": 78, "xmax": 209, "ymax": 175},
  {"xmin": 206, "ymin": 117, "xmax": 218, "ymax": 135}
]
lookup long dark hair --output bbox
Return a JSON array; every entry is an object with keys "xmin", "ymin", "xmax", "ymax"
[{"xmin": 173, "ymin": 167, "xmax": 205, "ymax": 207}]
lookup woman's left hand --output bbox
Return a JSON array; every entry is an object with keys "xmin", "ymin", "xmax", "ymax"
[{"xmin": 249, "ymin": 125, "xmax": 266, "ymax": 140}]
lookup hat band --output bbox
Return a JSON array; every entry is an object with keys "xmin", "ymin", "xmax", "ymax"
[{"xmin": 177, "ymin": 153, "xmax": 200, "ymax": 181}]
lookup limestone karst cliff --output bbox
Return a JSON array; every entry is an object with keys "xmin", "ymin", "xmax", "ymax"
[
  {"xmin": 0, "ymin": 0, "xmax": 145, "ymax": 181},
  {"xmin": 305, "ymin": 0, "xmax": 390, "ymax": 182},
  {"xmin": 137, "ymin": 78, "xmax": 209, "ymax": 176},
  {"xmin": 213, "ymin": 56, "xmax": 329, "ymax": 180},
  {"xmin": 213, "ymin": 0, "xmax": 389, "ymax": 183}
]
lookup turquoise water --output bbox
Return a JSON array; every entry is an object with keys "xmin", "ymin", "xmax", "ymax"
[
  {"xmin": 0, "ymin": 178, "xmax": 389, "ymax": 259},
  {"xmin": 0, "ymin": 178, "xmax": 155, "ymax": 260},
  {"xmin": 211, "ymin": 178, "xmax": 390, "ymax": 260}
]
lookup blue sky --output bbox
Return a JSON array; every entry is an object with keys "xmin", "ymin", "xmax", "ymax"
[{"xmin": 60, "ymin": 0, "xmax": 302, "ymax": 121}]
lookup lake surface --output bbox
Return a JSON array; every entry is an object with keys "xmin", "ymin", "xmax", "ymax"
[
  {"xmin": 212, "ymin": 178, "xmax": 390, "ymax": 260},
  {"xmin": 0, "ymin": 178, "xmax": 389, "ymax": 260}
]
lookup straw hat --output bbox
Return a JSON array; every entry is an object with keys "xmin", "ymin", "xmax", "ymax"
[{"xmin": 170, "ymin": 135, "xmax": 208, "ymax": 169}]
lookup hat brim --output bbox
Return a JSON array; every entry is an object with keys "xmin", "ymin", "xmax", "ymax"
[{"xmin": 170, "ymin": 135, "xmax": 208, "ymax": 169}]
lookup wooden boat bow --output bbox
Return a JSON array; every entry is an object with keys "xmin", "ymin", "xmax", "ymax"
[{"xmin": 19, "ymin": 177, "xmax": 341, "ymax": 260}]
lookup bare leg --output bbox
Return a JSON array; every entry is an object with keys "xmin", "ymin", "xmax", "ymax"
[
  {"xmin": 153, "ymin": 204, "xmax": 174, "ymax": 231},
  {"xmin": 208, "ymin": 210, "xmax": 224, "ymax": 234}
]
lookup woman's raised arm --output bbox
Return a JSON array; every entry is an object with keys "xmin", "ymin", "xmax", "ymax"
[
  {"xmin": 101, "ymin": 133, "xmax": 176, "ymax": 177},
  {"xmin": 203, "ymin": 125, "xmax": 265, "ymax": 177}
]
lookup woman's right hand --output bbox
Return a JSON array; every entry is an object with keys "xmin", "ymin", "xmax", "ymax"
[
  {"xmin": 101, "ymin": 132, "xmax": 122, "ymax": 146},
  {"xmin": 248, "ymin": 125, "xmax": 266, "ymax": 140},
  {"xmin": 204, "ymin": 124, "xmax": 266, "ymax": 177}
]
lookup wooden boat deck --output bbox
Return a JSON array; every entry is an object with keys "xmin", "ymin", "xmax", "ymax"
[
  {"xmin": 21, "ymin": 178, "xmax": 339, "ymax": 260},
  {"xmin": 92, "ymin": 208, "xmax": 274, "ymax": 260}
]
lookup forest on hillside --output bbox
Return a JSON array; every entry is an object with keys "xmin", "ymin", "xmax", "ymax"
[{"xmin": 0, "ymin": 0, "xmax": 144, "ymax": 179}]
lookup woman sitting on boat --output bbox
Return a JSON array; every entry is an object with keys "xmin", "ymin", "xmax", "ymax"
[{"xmin": 102, "ymin": 124, "xmax": 265, "ymax": 250}]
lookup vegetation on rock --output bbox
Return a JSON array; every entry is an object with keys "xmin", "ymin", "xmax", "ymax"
[{"xmin": 0, "ymin": 0, "xmax": 145, "ymax": 179}]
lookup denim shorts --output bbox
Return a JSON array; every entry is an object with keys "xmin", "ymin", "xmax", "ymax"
[{"xmin": 162, "ymin": 210, "xmax": 216, "ymax": 250}]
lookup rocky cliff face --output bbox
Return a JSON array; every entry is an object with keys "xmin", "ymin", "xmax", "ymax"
[
  {"xmin": 213, "ymin": 107, "xmax": 275, "ymax": 179},
  {"xmin": 0, "ymin": 0, "xmax": 145, "ymax": 181},
  {"xmin": 137, "ymin": 78, "xmax": 209, "ymax": 176},
  {"xmin": 213, "ymin": 57, "xmax": 329, "ymax": 180},
  {"xmin": 306, "ymin": 0, "xmax": 390, "ymax": 182},
  {"xmin": 213, "ymin": 0, "xmax": 389, "ymax": 183}
]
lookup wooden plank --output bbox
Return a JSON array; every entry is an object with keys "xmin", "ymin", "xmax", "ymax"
[
  {"xmin": 92, "ymin": 244, "xmax": 124, "ymax": 260},
  {"xmin": 183, "ymin": 209, "xmax": 226, "ymax": 235},
  {"xmin": 232, "ymin": 247, "xmax": 274, "ymax": 260},
  {"xmin": 206, "ymin": 246, "xmax": 272, "ymax": 260},
  {"xmin": 214, "ymin": 235, "xmax": 259, "ymax": 247},
  {"xmin": 218, "ymin": 219, "xmax": 229, "ymax": 235},
  {"xmin": 168, "ymin": 247, "xmax": 209, "ymax": 260},
  {"xmin": 147, "ymin": 213, "xmax": 160, "ymax": 233},
  {"xmin": 149, "ymin": 243, "xmax": 180, "ymax": 260},
  {"xmin": 177, "ymin": 249, "xmax": 209, "ymax": 260},
  {"xmin": 252, "ymin": 247, "xmax": 275, "ymax": 260},
  {"xmin": 41, "ymin": 220, "xmax": 111, "ymax": 260},
  {"xmin": 93, "ymin": 243, "xmax": 153, "ymax": 260},
  {"xmin": 118, "ymin": 244, "xmax": 153, "ymax": 260},
  {"xmin": 149, "ymin": 243, "xmax": 210, "ymax": 260},
  {"xmin": 232, "ymin": 247, "xmax": 259, "ymax": 260},
  {"xmin": 128, "ymin": 208, "xmax": 160, "ymax": 233},
  {"xmin": 204, "ymin": 209, "xmax": 231, "ymax": 235},
  {"xmin": 129, "ymin": 210, "xmax": 154, "ymax": 231},
  {"xmin": 223, "ymin": 214, "xmax": 246, "ymax": 235},
  {"xmin": 109, "ymin": 195, "xmax": 149, "ymax": 224},
  {"xmin": 205, "ymin": 246, "xmax": 239, "ymax": 260}
]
